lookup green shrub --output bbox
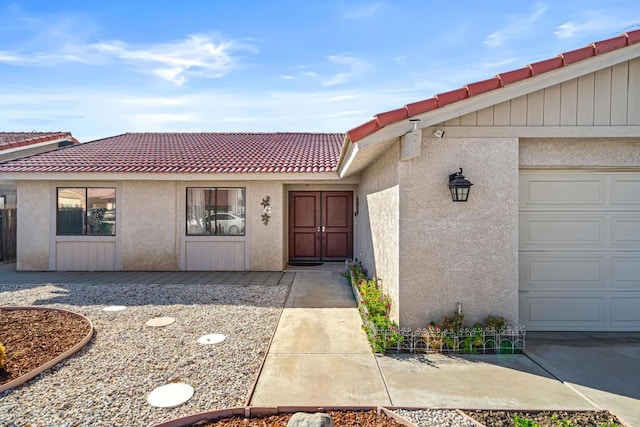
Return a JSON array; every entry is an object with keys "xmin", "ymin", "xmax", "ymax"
[
  {"xmin": 513, "ymin": 415, "xmax": 541, "ymax": 427},
  {"xmin": 344, "ymin": 260, "xmax": 400, "ymax": 353}
]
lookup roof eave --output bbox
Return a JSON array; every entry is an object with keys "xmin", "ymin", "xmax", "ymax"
[
  {"xmin": 351, "ymin": 43, "xmax": 640, "ymax": 151},
  {"xmin": 0, "ymin": 171, "xmax": 346, "ymax": 182}
]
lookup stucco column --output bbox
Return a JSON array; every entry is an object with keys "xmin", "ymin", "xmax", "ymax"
[
  {"xmin": 398, "ymin": 137, "xmax": 519, "ymax": 329},
  {"xmin": 249, "ymin": 181, "xmax": 284, "ymax": 271},
  {"xmin": 16, "ymin": 181, "xmax": 51, "ymax": 271},
  {"xmin": 120, "ymin": 181, "xmax": 179, "ymax": 271}
]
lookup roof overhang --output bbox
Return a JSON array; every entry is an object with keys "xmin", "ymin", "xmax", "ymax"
[
  {"xmin": 0, "ymin": 136, "xmax": 75, "ymax": 157},
  {"xmin": 1, "ymin": 171, "xmax": 355, "ymax": 182},
  {"xmin": 338, "ymin": 43, "xmax": 640, "ymax": 177}
]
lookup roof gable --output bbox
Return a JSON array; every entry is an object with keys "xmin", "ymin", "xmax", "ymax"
[
  {"xmin": 0, "ymin": 132, "xmax": 345, "ymax": 174},
  {"xmin": 0, "ymin": 132, "xmax": 78, "ymax": 152},
  {"xmin": 347, "ymin": 29, "xmax": 640, "ymax": 143}
]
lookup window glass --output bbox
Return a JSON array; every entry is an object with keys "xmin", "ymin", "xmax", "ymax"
[
  {"xmin": 88, "ymin": 188, "xmax": 116, "ymax": 236},
  {"xmin": 187, "ymin": 187, "xmax": 245, "ymax": 235},
  {"xmin": 57, "ymin": 187, "xmax": 116, "ymax": 236},
  {"xmin": 57, "ymin": 188, "xmax": 86, "ymax": 235}
]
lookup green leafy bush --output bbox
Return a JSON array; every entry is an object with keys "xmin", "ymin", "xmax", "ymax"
[
  {"xmin": 426, "ymin": 310, "xmax": 522, "ymax": 354},
  {"xmin": 344, "ymin": 260, "xmax": 401, "ymax": 353}
]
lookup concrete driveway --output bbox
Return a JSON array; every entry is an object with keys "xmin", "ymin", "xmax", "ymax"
[
  {"xmin": 250, "ymin": 270, "xmax": 640, "ymax": 426},
  {"xmin": 525, "ymin": 332, "xmax": 640, "ymax": 427}
]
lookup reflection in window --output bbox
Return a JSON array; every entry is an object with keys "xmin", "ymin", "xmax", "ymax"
[
  {"xmin": 57, "ymin": 188, "xmax": 116, "ymax": 236},
  {"xmin": 187, "ymin": 188, "xmax": 245, "ymax": 236}
]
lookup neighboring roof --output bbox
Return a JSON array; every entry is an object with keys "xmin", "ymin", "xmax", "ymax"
[
  {"xmin": 347, "ymin": 29, "xmax": 640, "ymax": 142},
  {"xmin": 0, "ymin": 132, "xmax": 345, "ymax": 174},
  {"xmin": 0, "ymin": 132, "xmax": 78, "ymax": 152}
]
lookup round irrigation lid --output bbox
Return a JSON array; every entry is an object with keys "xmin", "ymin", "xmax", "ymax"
[
  {"xmin": 198, "ymin": 334, "xmax": 226, "ymax": 345},
  {"xmin": 147, "ymin": 383, "xmax": 194, "ymax": 408},
  {"xmin": 102, "ymin": 306, "xmax": 126, "ymax": 312},
  {"xmin": 146, "ymin": 317, "xmax": 176, "ymax": 327}
]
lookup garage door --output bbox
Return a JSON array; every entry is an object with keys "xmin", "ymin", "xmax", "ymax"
[{"xmin": 519, "ymin": 172, "xmax": 640, "ymax": 331}]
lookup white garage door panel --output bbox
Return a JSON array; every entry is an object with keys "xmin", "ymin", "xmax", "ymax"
[
  {"xmin": 524, "ymin": 295, "xmax": 604, "ymax": 322},
  {"xmin": 521, "ymin": 255, "xmax": 604, "ymax": 286},
  {"xmin": 613, "ymin": 257, "xmax": 640, "ymax": 286},
  {"xmin": 612, "ymin": 218, "xmax": 640, "ymax": 244},
  {"xmin": 520, "ymin": 171, "xmax": 640, "ymax": 331},
  {"xmin": 612, "ymin": 297, "xmax": 640, "ymax": 323},
  {"xmin": 612, "ymin": 178, "xmax": 640, "ymax": 205},
  {"xmin": 523, "ymin": 178, "xmax": 604, "ymax": 206},
  {"xmin": 520, "ymin": 216, "xmax": 604, "ymax": 247}
]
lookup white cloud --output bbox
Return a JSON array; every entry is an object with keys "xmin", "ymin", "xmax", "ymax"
[
  {"xmin": 555, "ymin": 12, "xmax": 636, "ymax": 39},
  {"xmin": 0, "ymin": 28, "xmax": 256, "ymax": 85},
  {"xmin": 484, "ymin": 3, "xmax": 547, "ymax": 48},
  {"xmin": 0, "ymin": 86, "xmax": 415, "ymax": 141},
  {"xmin": 92, "ymin": 35, "xmax": 254, "ymax": 85},
  {"xmin": 122, "ymin": 97, "xmax": 188, "ymax": 106},
  {"xmin": 0, "ymin": 52, "xmax": 26, "ymax": 63},
  {"xmin": 340, "ymin": 1, "xmax": 385, "ymax": 19},
  {"xmin": 292, "ymin": 55, "xmax": 371, "ymax": 86}
]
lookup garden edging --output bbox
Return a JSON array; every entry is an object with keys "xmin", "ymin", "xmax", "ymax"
[{"xmin": 0, "ymin": 306, "xmax": 94, "ymax": 393}]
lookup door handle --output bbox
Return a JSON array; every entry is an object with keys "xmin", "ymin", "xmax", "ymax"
[
  {"xmin": 317, "ymin": 226, "xmax": 321, "ymax": 233},
  {"xmin": 322, "ymin": 226, "xmax": 326, "ymax": 232}
]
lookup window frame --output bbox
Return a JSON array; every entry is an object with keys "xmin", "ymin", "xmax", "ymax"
[
  {"xmin": 185, "ymin": 187, "xmax": 246, "ymax": 236},
  {"xmin": 56, "ymin": 187, "xmax": 117, "ymax": 236}
]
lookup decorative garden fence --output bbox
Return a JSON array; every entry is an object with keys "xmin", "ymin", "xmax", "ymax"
[{"xmin": 348, "ymin": 264, "xmax": 526, "ymax": 355}]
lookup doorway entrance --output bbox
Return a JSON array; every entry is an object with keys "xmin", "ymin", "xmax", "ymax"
[{"xmin": 288, "ymin": 191, "xmax": 353, "ymax": 262}]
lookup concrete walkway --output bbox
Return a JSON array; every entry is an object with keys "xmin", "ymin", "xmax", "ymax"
[
  {"xmin": 250, "ymin": 270, "xmax": 391, "ymax": 406},
  {"xmin": 250, "ymin": 271, "xmax": 640, "ymax": 427}
]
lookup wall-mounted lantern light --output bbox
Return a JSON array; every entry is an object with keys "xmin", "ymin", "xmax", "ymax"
[{"xmin": 448, "ymin": 168, "xmax": 473, "ymax": 202}]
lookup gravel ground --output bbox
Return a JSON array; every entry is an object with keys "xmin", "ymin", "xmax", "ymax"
[
  {"xmin": 393, "ymin": 409, "xmax": 478, "ymax": 427},
  {"xmin": 0, "ymin": 281, "xmax": 289, "ymax": 427}
]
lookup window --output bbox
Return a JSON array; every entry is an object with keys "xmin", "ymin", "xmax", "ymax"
[
  {"xmin": 187, "ymin": 188, "xmax": 245, "ymax": 235},
  {"xmin": 57, "ymin": 188, "xmax": 116, "ymax": 236}
]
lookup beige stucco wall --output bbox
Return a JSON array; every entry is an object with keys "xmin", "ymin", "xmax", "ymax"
[
  {"xmin": 249, "ymin": 181, "xmax": 285, "ymax": 270},
  {"xmin": 356, "ymin": 142, "xmax": 400, "ymax": 321},
  {"xmin": 397, "ymin": 137, "xmax": 519, "ymax": 329},
  {"xmin": 120, "ymin": 181, "xmax": 179, "ymax": 270},
  {"xmin": 16, "ymin": 181, "xmax": 50, "ymax": 270},
  {"xmin": 520, "ymin": 138, "xmax": 640, "ymax": 167}
]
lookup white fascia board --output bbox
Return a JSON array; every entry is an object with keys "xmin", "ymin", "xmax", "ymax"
[
  {"xmin": 0, "ymin": 137, "xmax": 69, "ymax": 156},
  {"xmin": 338, "ymin": 141, "xmax": 359, "ymax": 178},
  {"xmin": 355, "ymin": 44, "xmax": 640, "ymax": 148},
  {"xmin": 439, "ymin": 126, "xmax": 640, "ymax": 138}
]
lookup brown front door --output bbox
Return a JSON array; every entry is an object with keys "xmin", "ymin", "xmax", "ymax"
[{"xmin": 289, "ymin": 191, "xmax": 353, "ymax": 261}]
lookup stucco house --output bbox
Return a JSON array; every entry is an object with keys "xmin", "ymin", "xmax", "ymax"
[
  {"xmin": 0, "ymin": 132, "xmax": 78, "ymax": 262},
  {"xmin": 0, "ymin": 31, "xmax": 638, "ymax": 332}
]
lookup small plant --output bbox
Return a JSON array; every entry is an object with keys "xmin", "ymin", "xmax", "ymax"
[
  {"xmin": 359, "ymin": 278, "xmax": 391, "ymax": 318},
  {"xmin": 0, "ymin": 342, "xmax": 5, "ymax": 370},
  {"xmin": 484, "ymin": 314, "xmax": 507, "ymax": 331},
  {"xmin": 513, "ymin": 415, "xmax": 541, "ymax": 427},
  {"xmin": 439, "ymin": 311, "xmax": 464, "ymax": 331},
  {"xmin": 344, "ymin": 260, "xmax": 400, "ymax": 353},
  {"xmin": 424, "ymin": 307, "xmax": 524, "ymax": 354},
  {"xmin": 551, "ymin": 414, "xmax": 577, "ymax": 426}
]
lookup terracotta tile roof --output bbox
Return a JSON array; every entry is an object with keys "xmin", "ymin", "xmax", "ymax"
[
  {"xmin": 347, "ymin": 29, "xmax": 640, "ymax": 142},
  {"xmin": 0, "ymin": 132, "xmax": 78, "ymax": 152},
  {"xmin": 0, "ymin": 132, "xmax": 345, "ymax": 174}
]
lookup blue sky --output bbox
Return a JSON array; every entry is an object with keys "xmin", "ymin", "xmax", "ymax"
[{"xmin": 1, "ymin": 1, "xmax": 638, "ymax": 141}]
